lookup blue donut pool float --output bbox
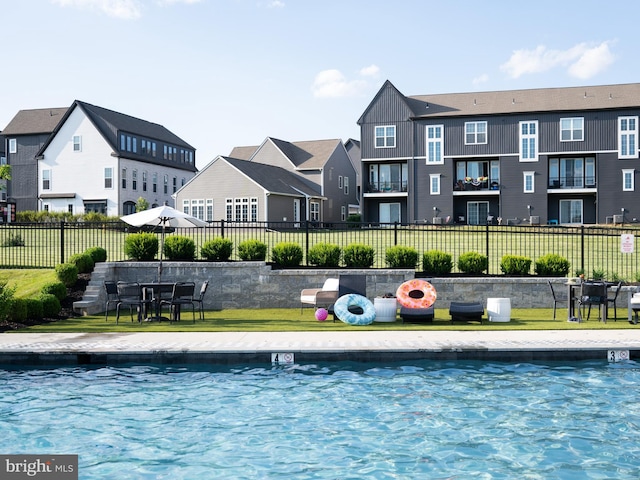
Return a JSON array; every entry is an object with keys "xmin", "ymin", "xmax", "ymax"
[{"xmin": 333, "ymin": 294, "xmax": 376, "ymax": 325}]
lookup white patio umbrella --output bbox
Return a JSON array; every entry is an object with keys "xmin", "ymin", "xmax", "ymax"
[{"xmin": 121, "ymin": 205, "xmax": 207, "ymax": 282}]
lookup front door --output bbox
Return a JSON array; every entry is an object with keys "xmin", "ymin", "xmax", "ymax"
[{"xmin": 379, "ymin": 202, "xmax": 401, "ymax": 224}]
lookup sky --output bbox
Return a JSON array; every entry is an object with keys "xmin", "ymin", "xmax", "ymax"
[{"xmin": 1, "ymin": 0, "xmax": 638, "ymax": 169}]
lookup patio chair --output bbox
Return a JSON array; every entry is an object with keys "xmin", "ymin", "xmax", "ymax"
[
  {"xmin": 191, "ymin": 280, "xmax": 209, "ymax": 321},
  {"xmin": 578, "ymin": 281, "xmax": 608, "ymax": 322},
  {"xmin": 116, "ymin": 282, "xmax": 146, "ymax": 324},
  {"xmin": 300, "ymin": 278, "xmax": 339, "ymax": 313},
  {"xmin": 328, "ymin": 275, "xmax": 367, "ymax": 322},
  {"xmin": 160, "ymin": 282, "xmax": 196, "ymax": 322},
  {"xmin": 607, "ymin": 281, "xmax": 623, "ymax": 321},
  {"xmin": 104, "ymin": 281, "xmax": 119, "ymax": 322},
  {"xmin": 547, "ymin": 280, "xmax": 567, "ymax": 320}
]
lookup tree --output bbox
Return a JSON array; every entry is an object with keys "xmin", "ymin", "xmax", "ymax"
[
  {"xmin": 135, "ymin": 196, "xmax": 149, "ymax": 212},
  {"xmin": 0, "ymin": 165, "xmax": 10, "ymax": 183}
]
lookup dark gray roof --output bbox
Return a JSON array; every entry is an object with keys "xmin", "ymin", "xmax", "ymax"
[
  {"xmin": 407, "ymin": 82, "xmax": 640, "ymax": 118},
  {"xmin": 2, "ymin": 108, "xmax": 68, "ymax": 135},
  {"xmin": 223, "ymin": 156, "xmax": 320, "ymax": 197}
]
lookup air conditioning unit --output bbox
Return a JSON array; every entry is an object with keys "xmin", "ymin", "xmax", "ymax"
[
  {"xmin": 432, "ymin": 217, "xmax": 442, "ymax": 225},
  {"xmin": 613, "ymin": 214, "xmax": 623, "ymax": 224},
  {"xmin": 529, "ymin": 215, "xmax": 540, "ymax": 225}
]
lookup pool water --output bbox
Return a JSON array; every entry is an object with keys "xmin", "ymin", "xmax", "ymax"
[{"xmin": 2, "ymin": 360, "xmax": 640, "ymax": 479}]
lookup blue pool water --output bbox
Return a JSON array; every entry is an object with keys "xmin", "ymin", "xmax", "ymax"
[{"xmin": 2, "ymin": 360, "xmax": 640, "ymax": 479}]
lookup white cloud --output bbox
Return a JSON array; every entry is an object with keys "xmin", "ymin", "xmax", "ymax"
[
  {"xmin": 500, "ymin": 41, "xmax": 615, "ymax": 80},
  {"xmin": 51, "ymin": 0, "xmax": 143, "ymax": 19},
  {"xmin": 159, "ymin": 0, "xmax": 202, "ymax": 4},
  {"xmin": 267, "ymin": 0, "xmax": 285, "ymax": 8},
  {"xmin": 472, "ymin": 73, "xmax": 489, "ymax": 85},
  {"xmin": 311, "ymin": 66, "xmax": 380, "ymax": 98}
]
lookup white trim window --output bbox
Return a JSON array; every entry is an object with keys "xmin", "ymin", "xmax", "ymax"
[
  {"xmin": 519, "ymin": 121, "xmax": 538, "ymax": 162},
  {"xmin": 132, "ymin": 169, "xmax": 138, "ymax": 190},
  {"xmin": 182, "ymin": 199, "xmax": 189, "ymax": 214},
  {"xmin": 375, "ymin": 125, "xmax": 396, "ymax": 148},
  {"xmin": 465, "ymin": 121, "xmax": 487, "ymax": 145},
  {"xmin": 344, "ymin": 176, "xmax": 349, "ymax": 195},
  {"xmin": 73, "ymin": 135, "xmax": 82, "ymax": 152},
  {"xmin": 619, "ymin": 116, "xmax": 638, "ymax": 159},
  {"xmin": 341, "ymin": 205, "xmax": 346, "ymax": 221},
  {"xmin": 206, "ymin": 199, "xmax": 214, "ymax": 222},
  {"xmin": 250, "ymin": 198, "xmax": 258, "ymax": 222},
  {"xmin": 429, "ymin": 173, "xmax": 441, "ymax": 195},
  {"xmin": 121, "ymin": 168, "xmax": 127, "ymax": 189},
  {"xmin": 560, "ymin": 117, "xmax": 583, "ymax": 141},
  {"xmin": 9, "ymin": 139, "xmax": 17, "ymax": 154},
  {"xmin": 42, "ymin": 169, "xmax": 51, "ymax": 190},
  {"xmin": 104, "ymin": 167, "xmax": 113, "ymax": 189},
  {"xmin": 225, "ymin": 198, "xmax": 233, "ymax": 221},
  {"xmin": 623, "ymin": 169, "xmax": 635, "ymax": 191},
  {"xmin": 523, "ymin": 171, "xmax": 535, "ymax": 193},
  {"xmin": 310, "ymin": 201, "xmax": 319, "ymax": 222},
  {"xmin": 426, "ymin": 125, "xmax": 444, "ymax": 164}
]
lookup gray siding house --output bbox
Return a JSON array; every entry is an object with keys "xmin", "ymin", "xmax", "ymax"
[{"xmin": 359, "ymin": 80, "xmax": 640, "ymax": 226}]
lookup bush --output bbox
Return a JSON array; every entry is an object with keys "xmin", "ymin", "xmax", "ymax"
[
  {"xmin": 85, "ymin": 246, "xmax": 107, "ymax": 263},
  {"xmin": 124, "ymin": 232, "xmax": 158, "ymax": 261},
  {"xmin": 0, "ymin": 282, "xmax": 16, "ymax": 321},
  {"xmin": 1, "ymin": 233, "xmax": 25, "ymax": 247},
  {"xmin": 163, "ymin": 235, "xmax": 196, "ymax": 261},
  {"xmin": 39, "ymin": 293, "xmax": 61, "ymax": 318},
  {"xmin": 534, "ymin": 253, "xmax": 570, "ymax": 276},
  {"xmin": 8, "ymin": 298, "xmax": 28, "ymax": 323},
  {"xmin": 500, "ymin": 255, "xmax": 532, "ymax": 275},
  {"xmin": 272, "ymin": 242, "xmax": 303, "ymax": 267},
  {"xmin": 237, "ymin": 240, "xmax": 267, "ymax": 261},
  {"xmin": 55, "ymin": 262, "xmax": 79, "ymax": 287},
  {"xmin": 343, "ymin": 243, "xmax": 375, "ymax": 268},
  {"xmin": 457, "ymin": 251, "xmax": 488, "ymax": 274},
  {"xmin": 68, "ymin": 252, "xmax": 95, "ymax": 274},
  {"xmin": 422, "ymin": 250, "xmax": 453, "ymax": 275},
  {"xmin": 385, "ymin": 245, "xmax": 419, "ymax": 268},
  {"xmin": 41, "ymin": 281, "xmax": 67, "ymax": 301},
  {"xmin": 307, "ymin": 243, "xmax": 341, "ymax": 267},
  {"xmin": 25, "ymin": 298, "xmax": 44, "ymax": 320},
  {"xmin": 201, "ymin": 238, "xmax": 234, "ymax": 262}
]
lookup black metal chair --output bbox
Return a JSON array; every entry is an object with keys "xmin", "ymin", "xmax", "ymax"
[
  {"xmin": 329, "ymin": 275, "xmax": 367, "ymax": 322},
  {"xmin": 547, "ymin": 280, "xmax": 567, "ymax": 320},
  {"xmin": 191, "ymin": 280, "xmax": 209, "ymax": 321},
  {"xmin": 161, "ymin": 282, "xmax": 196, "ymax": 322},
  {"xmin": 578, "ymin": 281, "xmax": 608, "ymax": 322},
  {"xmin": 104, "ymin": 281, "xmax": 119, "ymax": 322},
  {"xmin": 607, "ymin": 281, "xmax": 623, "ymax": 321},
  {"xmin": 116, "ymin": 282, "xmax": 145, "ymax": 324}
]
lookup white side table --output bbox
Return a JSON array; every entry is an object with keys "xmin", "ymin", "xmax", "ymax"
[
  {"xmin": 374, "ymin": 297, "xmax": 397, "ymax": 322},
  {"xmin": 486, "ymin": 297, "xmax": 511, "ymax": 322}
]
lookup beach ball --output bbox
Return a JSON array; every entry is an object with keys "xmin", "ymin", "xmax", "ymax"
[{"xmin": 315, "ymin": 308, "xmax": 328, "ymax": 322}]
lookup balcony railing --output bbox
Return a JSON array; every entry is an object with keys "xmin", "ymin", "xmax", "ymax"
[
  {"xmin": 366, "ymin": 181, "xmax": 407, "ymax": 193},
  {"xmin": 548, "ymin": 176, "xmax": 596, "ymax": 189},
  {"xmin": 453, "ymin": 178, "xmax": 500, "ymax": 191}
]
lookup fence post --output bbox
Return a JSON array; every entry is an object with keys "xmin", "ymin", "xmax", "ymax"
[
  {"xmin": 580, "ymin": 225, "xmax": 585, "ymax": 274},
  {"xmin": 220, "ymin": 219, "xmax": 225, "ymax": 238},
  {"xmin": 305, "ymin": 221, "xmax": 310, "ymax": 266},
  {"xmin": 394, "ymin": 221, "xmax": 398, "ymax": 245},
  {"xmin": 485, "ymin": 223, "xmax": 490, "ymax": 274},
  {"xmin": 60, "ymin": 221, "xmax": 65, "ymax": 264}
]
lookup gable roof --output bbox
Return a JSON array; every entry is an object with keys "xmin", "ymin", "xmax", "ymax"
[
  {"xmin": 37, "ymin": 100, "xmax": 197, "ymax": 172},
  {"xmin": 2, "ymin": 108, "xmax": 68, "ymax": 136},
  {"xmin": 223, "ymin": 156, "xmax": 321, "ymax": 197},
  {"xmin": 228, "ymin": 145, "xmax": 259, "ymax": 160},
  {"xmin": 407, "ymin": 82, "xmax": 640, "ymax": 119}
]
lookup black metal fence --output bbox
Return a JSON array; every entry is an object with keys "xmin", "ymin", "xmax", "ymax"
[{"xmin": 1, "ymin": 220, "xmax": 639, "ymax": 280}]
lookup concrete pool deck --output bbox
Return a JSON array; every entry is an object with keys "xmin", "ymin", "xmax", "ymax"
[{"xmin": 1, "ymin": 329, "xmax": 640, "ymax": 365}]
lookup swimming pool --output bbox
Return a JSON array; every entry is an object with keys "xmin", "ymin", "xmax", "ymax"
[{"xmin": 2, "ymin": 360, "xmax": 640, "ymax": 479}]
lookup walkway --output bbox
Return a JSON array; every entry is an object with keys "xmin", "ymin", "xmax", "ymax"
[{"xmin": 1, "ymin": 329, "xmax": 639, "ymax": 365}]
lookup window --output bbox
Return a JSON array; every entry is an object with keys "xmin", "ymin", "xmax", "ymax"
[
  {"xmin": 9, "ymin": 139, "xmax": 16, "ymax": 154},
  {"xmin": 73, "ymin": 135, "xmax": 82, "ymax": 152},
  {"xmin": 619, "ymin": 116, "xmax": 638, "ymax": 159},
  {"xmin": 104, "ymin": 168, "xmax": 113, "ymax": 189},
  {"xmin": 519, "ymin": 121, "xmax": 538, "ymax": 161},
  {"xmin": 375, "ymin": 125, "xmax": 396, "ymax": 148},
  {"xmin": 152, "ymin": 173, "xmax": 157, "ymax": 193},
  {"xmin": 559, "ymin": 199, "xmax": 583, "ymax": 224},
  {"xmin": 310, "ymin": 201, "xmax": 319, "ymax": 222},
  {"xmin": 42, "ymin": 169, "xmax": 51, "ymax": 190},
  {"xmin": 191, "ymin": 199, "xmax": 204, "ymax": 220},
  {"xmin": 368, "ymin": 163, "xmax": 408, "ymax": 192},
  {"xmin": 172, "ymin": 177, "xmax": 177, "ymax": 194},
  {"xmin": 68, "ymin": 204, "xmax": 73, "ymax": 213},
  {"xmin": 379, "ymin": 203, "xmax": 401, "ymax": 224},
  {"xmin": 523, "ymin": 171, "xmax": 535, "ymax": 193},
  {"xmin": 250, "ymin": 198, "xmax": 258, "ymax": 222},
  {"xmin": 206, "ymin": 199, "xmax": 213, "ymax": 222},
  {"xmin": 426, "ymin": 125, "xmax": 444, "ymax": 164},
  {"xmin": 338, "ymin": 175, "xmax": 343, "ymax": 189},
  {"xmin": 467, "ymin": 201, "xmax": 489, "ymax": 225},
  {"xmin": 183, "ymin": 199, "xmax": 189, "ymax": 215},
  {"xmin": 1, "ymin": 155, "xmax": 6, "ymax": 165},
  {"xmin": 560, "ymin": 117, "xmax": 583, "ymax": 141},
  {"xmin": 121, "ymin": 168, "xmax": 127, "ymax": 189},
  {"xmin": 122, "ymin": 201, "xmax": 136, "ymax": 215},
  {"xmin": 142, "ymin": 171, "xmax": 147, "ymax": 191},
  {"xmin": 623, "ymin": 169, "xmax": 634, "ymax": 191},
  {"xmin": 132, "ymin": 170, "xmax": 137, "ymax": 190},
  {"xmin": 430, "ymin": 174, "xmax": 441, "ymax": 195},
  {"xmin": 455, "ymin": 160, "xmax": 497, "ymax": 188},
  {"xmin": 163, "ymin": 174, "xmax": 168, "ymax": 194},
  {"xmin": 344, "ymin": 176, "xmax": 349, "ymax": 195},
  {"xmin": 226, "ymin": 198, "xmax": 233, "ymax": 221},
  {"xmin": 548, "ymin": 157, "xmax": 595, "ymax": 188},
  {"xmin": 341, "ymin": 206, "xmax": 346, "ymax": 221},
  {"xmin": 465, "ymin": 121, "xmax": 487, "ymax": 145}
]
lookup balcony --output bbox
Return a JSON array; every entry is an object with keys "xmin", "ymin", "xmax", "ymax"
[
  {"xmin": 453, "ymin": 177, "xmax": 500, "ymax": 192},
  {"xmin": 548, "ymin": 175, "xmax": 596, "ymax": 189},
  {"xmin": 366, "ymin": 180, "xmax": 407, "ymax": 193}
]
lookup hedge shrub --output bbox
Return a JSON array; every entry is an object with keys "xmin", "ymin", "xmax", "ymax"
[
  {"xmin": 163, "ymin": 235, "xmax": 196, "ymax": 261},
  {"xmin": 25, "ymin": 298, "xmax": 44, "ymax": 320},
  {"xmin": 124, "ymin": 232, "xmax": 158, "ymax": 261},
  {"xmin": 8, "ymin": 298, "xmax": 28, "ymax": 323},
  {"xmin": 272, "ymin": 242, "xmax": 303, "ymax": 267},
  {"xmin": 201, "ymin": 238, "xmax": 234, "ymax": 262},
  {"xmin": 385, "ymin": 245, "xmax": 419, "ymax": 268},
  {"xmin": 237, "ymin": 239, "xmax": 267, "ymax": 261},
  {"xmin": 41, "ymin": 281, "xmax": 67, "ymax": 301},
  {"xmin": 0, "ymin": 282, "xmax": 16, "ymax": 321},
  {"xmin": 68, "ymin": 252, "xmax": 94, "ymax": 274},
  {"xmin": 85, "ymin": 246, "xmax": 107, "ymax": 263},
  {"xmin": 457, "ymin": 251, "xmax": 488, "ymax": 274},
  {"xmin": 343, "ymin": 243, "xmax": 375, "ymax": 268},
  {"xmin": 39, "ymin": 293, "xmax": 61, "ymax": 318},
  {"xmin": 307, "ymin": 243, "xmax": 341, "ymax": 267},
  {"xmin": 422, "ymin": 250, "xmax": 453, "ymax": 275},
  {"xmin": 500, "ymin": 255, "xmax": 532, "ymax": 275},
  {"xmin": 534, "ymin": 253, "xmax": 570, "ymax": 276},
  {"xmin": 55, "ymin": 262, "xmax": 78, "ymax": 287}
]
